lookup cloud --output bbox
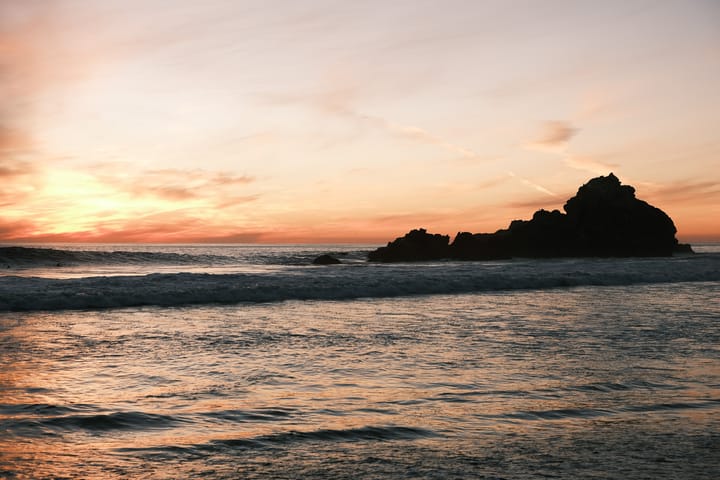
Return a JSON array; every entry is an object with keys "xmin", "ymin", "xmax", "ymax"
[
  {"xmin": 189, "ymin": 232, "xmax": 266, "ymax": 243},
  {"xmin": 262, "ymin": 87, "xmax": 492, "ymax": 163},
  {"xmin": 209, "ymin": 172, "xmax": 255, "ymax": 186},
  {"xmin": 430, "ymin": 175, "xmax": 510, "ymax": 197},
  {"xmin": 93, "ymin": 166, "xmax": 256, "ymax": 203},
  {"xmin": 0, "ymin": 127, "xmax": 33, "ymax": 157},
  {"xmin": 353, "ymin": 116, "xmax": 491, "ymax": 164},
  {"xmin": 143, "ymin": 168, "xmax": 254, "ymax": 185},
  {"xmin": 0, "ymin": 217, "xmax": 37, "ymax": 240},
  {"xmin": 378, "ymin": 120, "xmax": 487, "ymax": 162},
  {"xmin": 526, "ymin": 121, "xmax": 578, "ymax": 153},
  {"xmin": 0, "ymin": 158, "xmax": 35, "ymax": 178},
  {"xmin": 563, "ymin": 155, "xmax": 618, "ymax": 176},
  {"xmin": 0, "ymin": 205, "xmax": 266, "ymax": 243},
  {"xmin": 371, "ymin": 212, "xmax": 453, "ymax": 226},
  {"xmin": 507, "ymin": 171, "xmax": 560, "ymax": 198},
  {"xmin": 640, "ymin": 179, "xmax": 720, "ymax": 205},
  {"xmin": 525, "ymin": 121, "xmax": 618, "ymax": 177},
  {"xmin": 506, "ymin": 195, "xmax": 568, "ymax": 212},
  {"xmin": 2, "ymin": 208, "xmax": 264, "ymax": 243},
  {"xmin": 129, "ymin": 184, "xmax": 198, "ymax": 201},
  {"xmin": 215, "ymin": 194, "xmax": 261, "ymax": 209},
  {"xmin": 106, "ymin": 223, "xmax": 266, "ymax": 244},
  {"xmin": 0, "ymin": 127, "xmax": 41, "ymax": 205}
]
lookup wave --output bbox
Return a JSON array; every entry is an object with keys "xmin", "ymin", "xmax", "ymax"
[
  {"xmin": 486, "ymin": 398, "xmax": 720, "ymax": 422},
  {"xmin": 202, "ymin": 407, "xmax": 296, "ymax": 423},
  {"xmin": 0, "ymin": 254, "xmax": 718, "ymax": 312},
  {"xmin": 213, "ymin": 425, "xmax": 437, "ymax": 449},
  {"xmin": 0, "ymin": 402, "xmax": 96, "ymax": 416},
  {"xmin": 116, "ymin": 425, "xmax": 437, "ymax": 459},
  {"xmin": 1, "ymin": 410, "xmax": 185, "ymax": 436},
  {"xmin": 0, "ymin": 246, "xmax": 232, "ymax": 267}
]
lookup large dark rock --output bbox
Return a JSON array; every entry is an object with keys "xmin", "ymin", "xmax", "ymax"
[
  {"xmin": 451, "ymin": 231, "xmax": 512, "ymax": 260},
  {"xmin": 368, "ymin": 228, "xmax": 450, "ymax": 262},
  {"xmin": 561, "ymin": 173, "xmax": 678, "ymax": 256},
  {"xmin": 504, "ymin": 208, "xmax": 577, "ymax": 257},
  {"xmin": 368, "ymin": 174, "xmax": 692, "ymax": 262}
]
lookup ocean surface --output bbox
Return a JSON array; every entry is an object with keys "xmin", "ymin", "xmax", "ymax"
[{"xmin": 1, "ymin": 243, "xmax": 719, "ymax": 479}]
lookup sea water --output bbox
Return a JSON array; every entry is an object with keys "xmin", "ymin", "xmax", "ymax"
[{"xmin": 0, "ymin": 244, "xmax": 719, "ymax": 479}]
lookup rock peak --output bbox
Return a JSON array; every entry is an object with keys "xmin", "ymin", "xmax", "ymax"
[{"xmin": 563, "ymin": 172, "xmax": 638, "ymax": 217}]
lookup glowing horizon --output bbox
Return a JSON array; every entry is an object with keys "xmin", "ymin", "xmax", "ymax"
[{"xmin": 2, "ymin": 1, "xmax": 719, "ymax": 244}]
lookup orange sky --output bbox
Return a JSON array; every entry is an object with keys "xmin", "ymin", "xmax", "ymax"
[{"xmin": 1, "ymin": 1, "xmax": 719, "ymax": 244}]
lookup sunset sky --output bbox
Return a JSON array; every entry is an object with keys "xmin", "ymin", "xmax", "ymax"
[{"xmin": 1, "ymin": 0, "xmax": 719, "ymax": 243}]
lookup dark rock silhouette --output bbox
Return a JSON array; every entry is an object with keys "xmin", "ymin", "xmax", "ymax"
[
  {"xmin": 367, "ymin": 229, "xmax": 450, "ymax": 262},
  {"xmin": 369, "ymin": 174, "xmax": 693, "ymax": 262},
  {"xmin": 673, "ymin": 243, "xmax": 694, "ymax": 254},
  {"xmin": 451, "ymin": 231, "xmax": 513, "ymax": 260},
  {"xmin": 312, "ymin": 254, "xmax": 342, "ymax": 265}
]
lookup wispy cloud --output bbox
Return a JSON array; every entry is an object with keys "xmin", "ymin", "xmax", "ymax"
[
  {"xmin": 208, "ymin": 172, "xmax": 255, "ymax": 186},
  {"xmin": 262, "ymin": 88, "xmax": 492, "ymax": 163},
  {"xmin": 370, "ymin": 211, "xmax": 453, "ymax": 226},
  {"xmin": 2, "ymin": 208, "xmax": 265, "ymax": 244},
  {"xmin": 142, "ymin": 169, "xmax": 254, "ymax": 185},
  {"xmin": 0, "ymin": 158, "xmax": 35, "ymax": 178},
  {"xmin": 93, "ymin": 165, "xmax": 256, "ymax": 203},
  {"xmin": 336, "ymin": 107, "xmax": 486, "ymax": 162},
  {"xmin": 505, "ymin": 192, "xmax": 571, "ymax": 212},
  {"xmin": 526, "ymin": 121, "xmax": 578, "ymax": 153},
  {"xmin": 0, "ymin": 218, "xmax": 37, "ymax": 240},
  {"xmin": 215, "ymin": 194, "xmax": 261, "ymax": 209},
  {"xmin": 563, "ymin": 155, "xmax": 618, "ymax": 176},
  {"xmin": 640, "ymin": 179, "xmax": 720, "ymax": 205},
  {"xmin": 525, "ymin": 121, "xmax": 618, "ymax": 177},
  {"xmin": 506, "ymin": 171, "xmax": 560, "ymax": 198},
  {"xmin": 0, "ymin": 127, "xmax": 33, "ymax": 158}
]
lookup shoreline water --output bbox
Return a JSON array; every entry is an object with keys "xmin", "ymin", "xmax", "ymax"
[
  {"xmin": 0, "ymin": 247, "xmax": 719, "ymax": 311},
  {"xmin": 2, "ymin": 283, "xmax": 719, "ymax": 479}
]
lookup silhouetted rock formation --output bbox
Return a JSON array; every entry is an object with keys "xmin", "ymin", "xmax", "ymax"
[
  {"xmin": 451, "ymin": 231, "xmax": 512, "ymax": 260},
  {"xmin": 673, "ymin": 243, "xmax": 695, "ymax": 254},
  {"xmin": 369, "ymin": 174, "xmax": 693, "ymax": 262},
  {"xmin": 312, "ymin": 254, "xmax": 342, "ymax": 265},
  {"xmin": 367, "ymin": 229, "xmax": 450, "ymax": 262}
]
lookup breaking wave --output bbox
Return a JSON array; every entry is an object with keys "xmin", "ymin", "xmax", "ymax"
[{"xmin": 1, "ymin": 254, "xmax": 718, "ymax": 312}]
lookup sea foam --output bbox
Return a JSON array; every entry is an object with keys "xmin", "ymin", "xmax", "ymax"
[{"xmin": 1, "ymin": 254, "xmax": 718, "ymax": 312}]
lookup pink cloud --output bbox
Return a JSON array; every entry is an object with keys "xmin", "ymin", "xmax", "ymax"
[{"xmin": 526, "ymin": 121, "xmax": 578, "ymax": 152}]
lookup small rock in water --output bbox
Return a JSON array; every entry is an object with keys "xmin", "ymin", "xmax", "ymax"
[{"xmin": 312, "ymin": 254, "xmax": 341, "ymax": 265}]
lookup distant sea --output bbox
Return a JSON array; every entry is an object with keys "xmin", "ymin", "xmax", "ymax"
[{"xmin": 1, "ymin": 243, "xmax": 719, "ymax": 479}]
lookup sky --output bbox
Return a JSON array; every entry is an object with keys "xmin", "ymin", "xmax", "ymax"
[{"xmin": 1, "ymin": 0, "xmax": 719, "ymax": 243}]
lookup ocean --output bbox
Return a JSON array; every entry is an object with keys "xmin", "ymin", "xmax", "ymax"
[{"xmin": 1, "ymin": 244, "xmax": 719, "ymax": 479}]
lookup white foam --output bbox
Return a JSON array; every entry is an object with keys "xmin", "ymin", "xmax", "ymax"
[{"xmin": 1, "ymin": 255, "xmax": 718, "ymax": 312}]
